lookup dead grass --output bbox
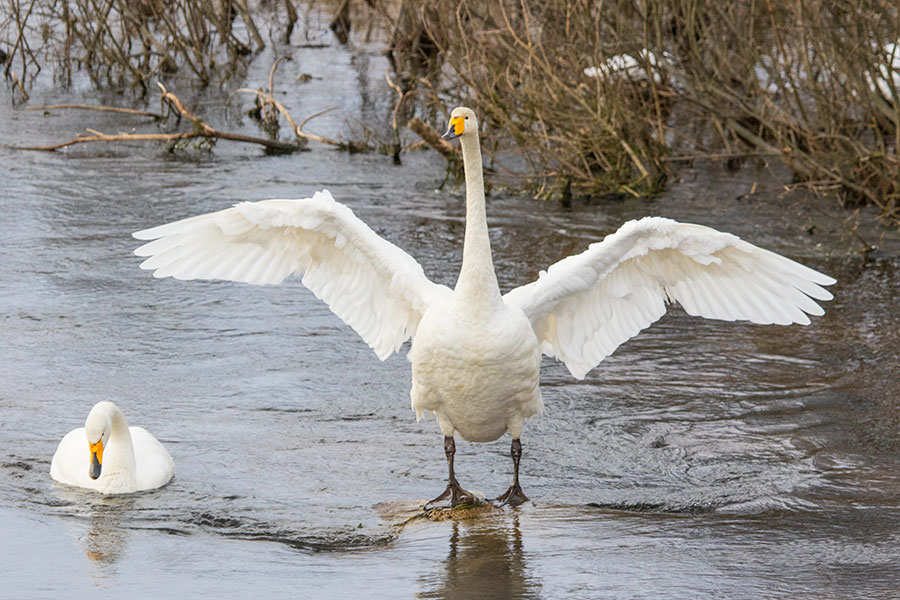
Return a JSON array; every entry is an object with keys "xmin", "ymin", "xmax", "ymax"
[
  {"xmin": 386, "ymin": 0, "xmax": 900, "ymax": 222},
  {"xmin": 4, "ymin": 0, "xmax": 899, "ymax": 224}
]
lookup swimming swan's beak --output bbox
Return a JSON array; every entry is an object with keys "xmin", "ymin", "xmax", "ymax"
[
  {"xmin": 442, "ymin": 116, "xmax": 464, "ymax": 140},
  {"xmin": 89, "ymin": 439, "xmax": 104, "ymax": 479}
]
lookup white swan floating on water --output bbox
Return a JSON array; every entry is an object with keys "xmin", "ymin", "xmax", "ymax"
[
  {"xmin": 133, "ymin": 107, "xmax": 835, "ymax": 507},
  {"xmin": 51, "ymin": 401, "xmax": 174, "ymax": 494}
]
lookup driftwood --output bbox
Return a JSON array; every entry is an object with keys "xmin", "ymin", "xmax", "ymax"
[
  {"xmin": 11, "ymin": 56, "xmax": 443, "ymax": 162},
  {"xmin": 407, "ymin": 116, "xmax": 457, "ymax": 158},
  {"xmin": 11, "ymin": 83, "xmax": 304, "ymax": 154},
  {"xmin": 233, "ymin": 89, "xmax": 368, "ymax": 152}
]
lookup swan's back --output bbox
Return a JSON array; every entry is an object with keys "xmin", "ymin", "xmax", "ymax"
[{"xmin": 131, "ymin": 427, "xmax": 175, "ymax": 491}]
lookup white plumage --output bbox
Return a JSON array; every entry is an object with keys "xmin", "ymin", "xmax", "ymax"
[
  {"xmin": 51, "ymin": 401, "xmax": 174, "ymax": 494},
  {"xmin": 866, "ymin": 41, "xmax": 900, "ymax": 100},
  {"xmin": 583, "ymin": 50, "xmax": 670, "ymax": 84},
  {"xmin": 133, "ymin": 107, "xmax": 834, "ymax": 506},
  {"xmin": 503, "ymin": 218, "xmax": 834, "ymax": 379},
  {"xmin": 135, "ymin": 191, "xmax": 451, "ymax": 359}
]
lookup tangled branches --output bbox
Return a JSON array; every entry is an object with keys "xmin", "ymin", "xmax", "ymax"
[
  {"xmin": 389, "ymin": 0, "xmax": 900, "ymax": 223},
  {"xmin": 3, "ymin": 0, "xmax": 899, "ymax": 224},
  {"xmin": 12, "ymin": 82, "xmax": 311, "ymax": 153},
  {"xmin": 1, "ymin": 0, "xmax": 300, "ymax": 96}
]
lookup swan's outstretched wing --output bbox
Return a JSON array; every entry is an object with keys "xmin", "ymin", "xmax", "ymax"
[
  {"xmin": 503, "ymin": 217, "xmax": 835, "ymax": 379},
  {"xmin": 134, "ymin": 190, "xmax": 451, "ymax": 359}
]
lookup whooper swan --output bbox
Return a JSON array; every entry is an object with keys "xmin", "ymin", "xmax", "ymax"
[
  {"xmin": 51, "ymin": 401, "xmax": 174, "ymax": 494},
  {"xmin": 133, "ymin": 107, "xmax": 835, "ymax": 507}
]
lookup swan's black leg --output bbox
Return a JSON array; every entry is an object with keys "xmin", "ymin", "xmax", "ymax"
[
  {"xmin": 494, "ymin": 438, "xmax": 529, "ymax": 506},
  {"xmin": 425, "ymin": 435, "xmax": 475, "ymax": 509}
]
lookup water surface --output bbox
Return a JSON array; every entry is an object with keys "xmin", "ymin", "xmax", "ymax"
[{"xmin": 2, "ymin": 35, "xmax": 899, "ymax": 600}]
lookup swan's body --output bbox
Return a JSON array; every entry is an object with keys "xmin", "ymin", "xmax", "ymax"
[
  {"xmin": 133, "ymin": 107, "xmax": 834, "ymax": 505},
  {"xmin": 867, "ymin": 42, "xmax": 900, "ymax": 99},
  {"xmin": 410, "ymin": 293, "xmax": 542, "ymax": 443},
  {"xmin": 50, "ymin": 401, "xmax": 174, "ymax": 494},
  {"xmin": 584, "ymin": 50, "xmax": 670, "ymax": 84}
]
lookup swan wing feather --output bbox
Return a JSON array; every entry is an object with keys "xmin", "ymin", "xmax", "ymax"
[
  {"xmin": 50, "ymin": 428, "xmax": 92, "ymax": 488},
  {"xmin": 134, "ymin": 190, "xmax": 451, "ymax": 359},
  {"xmin": 503, "ymin": 217, "xmax": 835, "ymax": 379},
  {"xmin": 130, "ymin": 426, "xmax": 175, "ymax": 490}
]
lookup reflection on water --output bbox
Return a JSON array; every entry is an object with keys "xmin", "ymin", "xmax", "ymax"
[
  {"xmin": 419, "ymin": 514, "xmax": 538, "ymax": 600},
  {"xmin": 82, "ymin": 499, "xmax": 132, "ymax": 572},
  {"xmin": 49, "ymin": 487, "xmax": 137, "ymax": 577}
]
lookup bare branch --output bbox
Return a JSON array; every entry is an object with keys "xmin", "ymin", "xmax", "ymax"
[
  {"xmin": 10, "ymin": 85, "xmax": 303, "ymax": 154},
  {"xmin": 408, "ymin": 117, "xmax": 458, "ymax": 159},
  {"xmin": 27, "ymin": 104, "xmax": 165, "ymax": 119},
  {"xmin": 233, "ymin": 87, "xmax": 301, "ymax": 133},
  {"xmin": 297, "ymin": 106, "xmax": 339, "ymax": 132}
]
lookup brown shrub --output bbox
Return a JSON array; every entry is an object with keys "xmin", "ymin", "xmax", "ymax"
[
  {"xmin": 390, "ymin": 0, "xmax": 899, "ymax": 221},
  {"xmin": 4, "ymin": 0, "xmax": 898, "ymax": 223}
]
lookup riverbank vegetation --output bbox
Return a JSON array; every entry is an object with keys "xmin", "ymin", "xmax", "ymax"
[{"xmin": 2, "ymin": 0, "xmax": 898, "ymax": 225}]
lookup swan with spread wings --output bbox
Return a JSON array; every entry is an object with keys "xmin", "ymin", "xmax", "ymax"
[{"xmin": 134, "ymin": 107, "xmax": 835, "ymax": 507}]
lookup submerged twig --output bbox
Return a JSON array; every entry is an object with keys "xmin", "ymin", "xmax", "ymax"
[
  {"xmin": 13, "ymin": 130, "xmax": 195, "ymax": 151},
  {"xmin": 27, "ymin": 104, "xmax": 165, "ymax": 119}
]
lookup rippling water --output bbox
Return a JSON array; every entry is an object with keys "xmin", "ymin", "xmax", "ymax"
[{"xmin": 2, "ymin": 36, "xmax": 900, "ymax": 600}]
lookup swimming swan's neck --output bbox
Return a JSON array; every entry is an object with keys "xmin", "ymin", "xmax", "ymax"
[
  {"xmin": 456, "ymin": 132, "xmax": 500, "ymax": 308},
  {"xmin": 104, "ymin": 405, "xmax": 137, "ymax": 477}
]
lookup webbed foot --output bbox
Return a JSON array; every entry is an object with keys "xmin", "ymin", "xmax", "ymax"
[
  {"xmin": 425, "ymin": 435, "xmax": 476, "ymax": 510},
  {"xmin": 425, "ymin": 481, "xmax": 476, "ymax": 510},
  {"xmin": 493, "ymin": 482, "xmax": 529, "ymax": 507}
]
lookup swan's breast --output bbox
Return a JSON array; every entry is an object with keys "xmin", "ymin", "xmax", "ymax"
[{"xmin": 409, "ymin": 301, "xmax": 542, "ymax": 442}]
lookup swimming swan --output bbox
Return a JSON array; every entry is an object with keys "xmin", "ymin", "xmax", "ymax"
[
  {"xmin": 51, "ymin": 401, "xmax": 174, "ymax": 494},
  {"xmin": 133, "ymin": 107, "xmax": 834, "ymax": 507}
]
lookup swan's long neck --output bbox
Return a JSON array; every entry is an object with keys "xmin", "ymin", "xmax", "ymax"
[
  {"xmin": 455, "ymin": 132, "xmax": 500, "ymax": 308},
  {"xmin": 104, "ymin": 406, "xmax": 136, "ymax": 480}
]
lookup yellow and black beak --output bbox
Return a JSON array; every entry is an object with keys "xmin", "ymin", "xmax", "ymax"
[
  {"xmin": 89, "ymin": 439, "xmax": 104, "ymax": 480},
  {"xmin": 442, "ymin": 116, "xmax": 464, "ymax": 140}
]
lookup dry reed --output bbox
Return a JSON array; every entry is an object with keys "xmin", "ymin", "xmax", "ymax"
[
  {"xmin": 4, "ymin": 0, "xmax": 899, "ymax": 224},
  {"xmin": 386, "ymin": 0, "xmax": 899, "ymax": 222}
]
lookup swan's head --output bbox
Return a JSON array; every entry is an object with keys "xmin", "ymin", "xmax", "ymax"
[
  {"xmin": 84, "ymin": 401, "xmax": 114, "ymax": 480},
  {"xmin": 441, "ymin": 107, "xmax": 478, "ymax": 141}
]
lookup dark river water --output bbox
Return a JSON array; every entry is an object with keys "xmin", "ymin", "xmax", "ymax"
[{"xmin": 2, "ymin": 28, "xmax": 899, "ymax": 600}]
